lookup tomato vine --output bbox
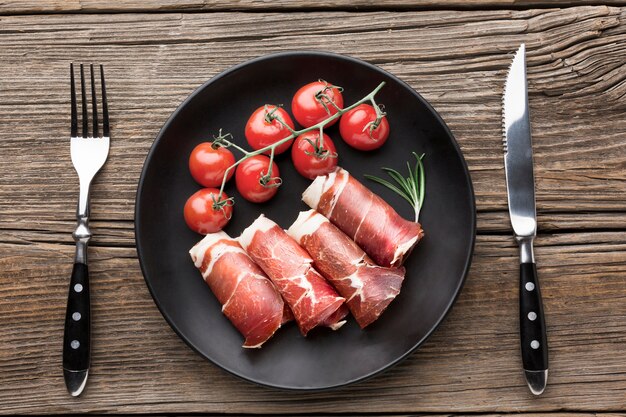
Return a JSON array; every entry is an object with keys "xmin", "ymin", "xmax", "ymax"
[{"xmin": 211, "ymin": 81, "xmax": 387, "ymax": 212}]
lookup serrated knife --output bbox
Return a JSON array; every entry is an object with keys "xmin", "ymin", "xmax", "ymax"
[{"xmin": 502, "ymin": 44, "xmax": 548, "ymax": 395}]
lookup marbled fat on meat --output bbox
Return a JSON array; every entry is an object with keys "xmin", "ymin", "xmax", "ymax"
[
  {"xmin": 302, "ymin": 168, "xmax": 423, "ymax": 267},
  {"xmin": 288, "ymin": 210, "xmax": 405, "ymax": 328},
  {"xmin": 189, "ymin": 231, "xmax": 285, "ymax": 348},
  {"xmin": 239, "ymin": 215, "xmax": 347, "ymax": 336}
]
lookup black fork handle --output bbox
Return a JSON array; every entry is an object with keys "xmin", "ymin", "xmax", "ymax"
[{"xmin": 63, "ymin": 263, "xmax": 90, "ymax": 394}]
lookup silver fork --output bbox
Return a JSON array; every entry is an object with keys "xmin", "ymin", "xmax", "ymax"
[{"xmin": 63, "ymin": 63, "xmax": 110, "ymax": 397}]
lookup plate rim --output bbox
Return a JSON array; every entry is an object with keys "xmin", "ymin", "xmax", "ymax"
[{"xmin": 135, "ymin": 50, "xmax": 477, "ymax": 391}]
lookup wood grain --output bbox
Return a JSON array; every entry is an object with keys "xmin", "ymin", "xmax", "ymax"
[
  {"xmin": 39, "ymin": 414, "xmax": 622, "ymax": 417},
  {"xmin": 144, "ymin": 415, "xmax": 626, "ymax": 417},
  {"xmin": 0, "ymin": 7, "xmax": 624, "ymax": 233},
  {"xmin": 2, "ymin": 0, "xmax": 626, "ymax": 15},
  {"xmin": 1, "ymin": 232, "xmax": 624, "ymax": 414},
  {"xmin": 0, "ymin": 5, "xmax": 625, "ymax": 414}
]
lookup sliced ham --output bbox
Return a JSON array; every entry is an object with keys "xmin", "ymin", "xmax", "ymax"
[
  {"xmin": 189, "ymin": 231, "xmax": 285, "ymax": 348},
  {"xmin": 302, "ymin": 168, "xmax": 424, "ymax": 267},
  {"xmin": 288, "ymin": 210, "xmax": 405, "ymax": 328},
  {"xmin": 239, "ymin": 215, "xmax": 348, "ymax": 336}
]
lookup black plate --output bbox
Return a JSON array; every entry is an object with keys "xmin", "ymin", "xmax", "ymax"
[{"xmin": 135, "ymin": 51, "xmax": 475, "ymax": 390}]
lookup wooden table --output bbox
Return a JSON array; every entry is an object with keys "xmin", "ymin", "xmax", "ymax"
[{"xmin": 1, "ymin": 1, "xmax": 625, "ymax": 415}]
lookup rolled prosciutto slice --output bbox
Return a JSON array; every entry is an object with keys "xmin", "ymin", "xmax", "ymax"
[
  {"xmin": 288, "ymin": 210, "xmax": 405, "ymax": 328},
  {"xmin": 302, "ymin": 168, "xmax": 424, "ymax": 267},
  {"xmin": 239, "ymin": 215, "xmax": 348, "ymax": 336},
  {"xmin": 189, "ymin": 231, "xmax": 285, "ymax": 348}
]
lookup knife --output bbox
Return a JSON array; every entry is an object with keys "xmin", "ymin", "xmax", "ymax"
[{"xmin": 502, "ymin": 44, "xmax": 549, "ymax": 395}]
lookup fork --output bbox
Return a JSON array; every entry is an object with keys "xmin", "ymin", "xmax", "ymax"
[{"xmin": 63, "ymin": 63, "xmax": 110, "ymax": 397}]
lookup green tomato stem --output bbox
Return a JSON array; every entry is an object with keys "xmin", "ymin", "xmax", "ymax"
[
  {"xmin": 226, "ymin": 141, "xmax": 250, "ymax": 156},
  {"xmin": 266, "ymin": 146, "xmax": 276, "ymax": 179}
]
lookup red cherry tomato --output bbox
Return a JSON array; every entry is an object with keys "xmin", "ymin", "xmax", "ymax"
[
  {"xmin": 235, "ymin": 155, "xmax": 281, "ymax": 203},
  {"xmin": 339, "ymin": 104, "xmax": 390, "ymax": 151},
  {"xmin": 292, "ymin": 80, "xmax": 344, "ymax": 128},
  {"xmin": 245, "ymin": 105, "xmax": 295, "ymax": 155},
  {"xmin": 184, "ymin": 188, "xmax": 232, "ymax": 234},
  {"xmin": 188, "ymin": 142, "xmax": 235, "ymax": 188},
  {"xmin": 291, "ymin": 131, "xmax": 338, "ymax": 179}
]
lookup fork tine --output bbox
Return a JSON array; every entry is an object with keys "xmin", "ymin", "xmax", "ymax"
[
  {"xmin": 80, "ymin": 64, "xmax": 89, "ymax": 138},
  {"xmin": 90, "ymin": 64, "xmax": 99, "ymax": 138},
  {"xmin": 100, "ymin": 65, "xmax": 109, "ymax": 138},
  {"xmin": 70, "ymin": 64, "xmax": 78, "ymax": 137}
]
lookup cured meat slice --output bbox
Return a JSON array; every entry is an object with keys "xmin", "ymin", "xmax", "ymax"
[
  {"xmin": 281, "ymin": 303, "xmax": 294, "ymax": 324},
  {"xmin": 288, "ymin": 210, "xmax": 405, "ymax": 328},
  {"xmin": 189, "ymin": 231, "xmax": 284, "ymax": 348},
  {"xmin": 302, "ymin": 168, "xmax": 424, "ymax": 267},
  {"xmin": 239, "ymin": 215, "xmax": 348, "ymax": 336}
]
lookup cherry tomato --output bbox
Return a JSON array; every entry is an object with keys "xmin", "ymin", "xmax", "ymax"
[
  {"xmin": 292, "ymin": 80, "xmax": 344, "ymax": 128},
  {"xmin": 184, "ymin": 188, "xmax": 232, "ymax": 234},
  {"xmin": 339, "ymin": 104, "xmax": 390, "ymax": 151},
  {"xmin": 188, "ymin": 142, "xmax": 235, "ymax": 188},
  {"xmin": 235, "ymin": 155, "xmax": 281, "ymax": 203},
  {"xmin": 291, "ymin": 131, "xmax": 338, "ymax": 179},
  {"xmin": 245, "ymin": 105, "xmax": 295, "ymax": 155}
]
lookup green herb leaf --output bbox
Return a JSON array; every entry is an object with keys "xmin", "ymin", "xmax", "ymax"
[
  {"xmin": 365, "ymin": 153, "xmax": 426, "ymax": 222},
  {"xmin": 364, "ymin": 174, "xmax": 414, "ymax": 207}
]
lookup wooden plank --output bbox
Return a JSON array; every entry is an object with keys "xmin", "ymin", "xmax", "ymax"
[
  {"xmin": 0, "ymin": 232, "xmax": 624, "ymax": 414},
  {"xmin": 0, "ymin": 7, "xmax": 624, "ymax": 234},
  {"xmin": 1, "ymin": 0, "xmax": 626, "ymax": 15},
  {"xmin": 103, "ymin": 412, "xmax": 626, "ymax": 417},
  {"xmin": 145, "ymin": 415, "xmax": 626, "ymax": 417},
  {"xmin": 136, "ymin": 415, "xmax": 626, "ymax": 417},
  {"xmin": 2, "ymin": 209, "xmax": 625, "ymax": 253}
]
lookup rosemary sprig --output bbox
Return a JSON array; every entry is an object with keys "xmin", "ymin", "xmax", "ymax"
[{"xmin": 364, "ymin": 152, "xmax": 425, "ymax": 222}]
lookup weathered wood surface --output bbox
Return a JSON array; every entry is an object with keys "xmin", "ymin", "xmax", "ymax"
[
  {"xmin": 66, "ymin": 415, "xmax": 626, "ymax": 417},
  {"xmin": 1, "ymin": 233, "xmax": 625, "ymax": 413},
  {"xmin": 92, "ymin": 415, "xmax": 623, "ymax": 417},
  {"xmin": 1, "ymin": 7, "xmax": 625, "ymax": 229},
  {"xmin": 0, "ymin": 4, "xmax": 625, "ymax": 415},
  {"xmin": 2, "ymin": 0, "xmax": 626, "ymax": 15}
]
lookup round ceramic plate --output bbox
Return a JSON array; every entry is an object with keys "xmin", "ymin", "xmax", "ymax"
[{"xmin": 135, "ymin": 51, "xmax": 475, "ymax": 390}]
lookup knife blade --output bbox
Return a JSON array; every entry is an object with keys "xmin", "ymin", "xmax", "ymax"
[{"xmin": 502, "ymin": 43, "xmax": 549, "ymax": 395}]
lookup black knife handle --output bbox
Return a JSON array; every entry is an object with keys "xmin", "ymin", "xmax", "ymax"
[
  {"xmin": 63, "ymin": 263, "xmax": 90, "ymax": 371},
  {"xmin": 519, "ymin": 262, "xmax": 548, "ymax": 371}
]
